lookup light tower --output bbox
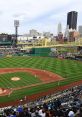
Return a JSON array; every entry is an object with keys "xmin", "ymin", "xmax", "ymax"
[{"xmin": 14, "ymin": 20, "xmax": 19, "ymax": 47}]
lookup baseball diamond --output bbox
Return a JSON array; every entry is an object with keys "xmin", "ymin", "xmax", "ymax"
[{"xmin": 0, "ymin": 56, "xmax": 82, "ymax": 107}]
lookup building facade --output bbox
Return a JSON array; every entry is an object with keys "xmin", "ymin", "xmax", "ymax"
[
  {"xmin": 78, "ymin": 26, "xmax": 82, "ymax": 37},
  {"xmin": 67, "ymin": 11, "xmax": 78, "ymax": 30},
  {"xmin": 29, "ymin": 29, "xmax": 40, "ymax": 37},
  {"xmin": 57, "ymin": 23, "xmax": 62, "ymax": 35},
  {"xmin": 0, "ymin": 33, "xmax": 13, "ymax": 46}
]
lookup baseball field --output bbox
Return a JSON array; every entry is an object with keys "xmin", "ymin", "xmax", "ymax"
[{"xmin": 0, "ymin": 56, "xmax": 82, "ymax": 106}]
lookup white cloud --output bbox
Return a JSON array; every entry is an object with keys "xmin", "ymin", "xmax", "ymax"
[
  {"xmin": 1, "ymin": 0, "xmax": 72, "ymax": 20},
  {"xmin": 0, "ymin": 0, "xmax": 81, "ymax": 34}
]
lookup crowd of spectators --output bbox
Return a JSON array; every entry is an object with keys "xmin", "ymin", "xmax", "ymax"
[
  {"xmin": 0, "ymin": 85, "xmax": 82, "ymax": 117},
  {"xmin": 0, "ymin": 47, "xmax": 21, "ymax": 57}
]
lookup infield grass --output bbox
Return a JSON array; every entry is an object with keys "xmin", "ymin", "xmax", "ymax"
[{"xmin": 0, "ymin": 72, "xmax": 41, "ymax": 88}]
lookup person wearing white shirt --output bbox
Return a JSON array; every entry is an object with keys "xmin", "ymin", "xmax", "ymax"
[{"xmin": 68, "ymin": 110, "xmax": 75, "ymax": 117}]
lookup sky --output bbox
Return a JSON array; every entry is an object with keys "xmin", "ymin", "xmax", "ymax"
[{"xmin": 0, "ymin": 0, "xmax": 82, "ymax": 35}]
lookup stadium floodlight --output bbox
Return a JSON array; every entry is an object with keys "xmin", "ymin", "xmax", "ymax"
[
  {"xmin": 13, "ymin": 20, "xmax": 19, "ymax": 47},
  {"xmin": 14, "ymin": 20, "xmax": 19, "ymax": 27}
]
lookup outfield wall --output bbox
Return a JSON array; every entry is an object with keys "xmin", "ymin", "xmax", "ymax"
[
  {"xmin": 26, "ymin": 47, "xmax": 78, "ymax": 57},
  {"xmin": 0, "ymin": 46, "xmax": 79, "ymax": 57},
  {"xmin": 27, "ymin": 47, "xmax": 51, "ymax": 57}
]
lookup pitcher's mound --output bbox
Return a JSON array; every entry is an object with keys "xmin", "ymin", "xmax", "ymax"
[{"xmin": 11, "ymin": 77, "xmax": 20, "ymax": 81}]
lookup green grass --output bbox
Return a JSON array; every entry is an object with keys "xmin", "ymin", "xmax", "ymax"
[
  {"xmin": 0, "ymin": 56, "xmax": 82, "ymax": 103},
  {"xmin": 0, "ymin": 72, "xmax": 41, "ymax": 88}
]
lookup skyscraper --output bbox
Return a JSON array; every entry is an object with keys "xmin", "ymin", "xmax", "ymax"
[
  {"xmin": 67, "ymin": 11, "xmax": 78, "ymax": 30},
  {"xmin": 65, "ymin": 25, "xmax": 69, "ymax": 38},
  {"xmin": 78, "ymin": 26, "xmax": 82, "ymax": 37},
  {"xmin": 57, "ymin": 22, "xmax": 62, "ymax": 35}
]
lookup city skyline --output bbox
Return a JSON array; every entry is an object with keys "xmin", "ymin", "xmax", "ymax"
[{"xmin": 0, "ymin": 0, "xmax": 82, "ymax": 35}]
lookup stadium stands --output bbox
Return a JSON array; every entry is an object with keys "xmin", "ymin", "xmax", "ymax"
[{"xmin": 0, "ymin": 85, "xmax": 82, "ymax": 117}]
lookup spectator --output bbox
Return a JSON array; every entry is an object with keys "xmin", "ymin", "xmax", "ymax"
[{"xmin": 68, "ymin": 108, "xmax": 75, "ymax": 117}]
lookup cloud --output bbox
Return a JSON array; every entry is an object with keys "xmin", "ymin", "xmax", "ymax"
[{"xmin": 0, "ymin": 0, "xmax": 81, "ymax": 34}]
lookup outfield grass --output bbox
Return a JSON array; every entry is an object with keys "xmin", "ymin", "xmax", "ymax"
[{"xmin": 0, "ymin": 56, "xmax": 82, "ymax": 103}]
